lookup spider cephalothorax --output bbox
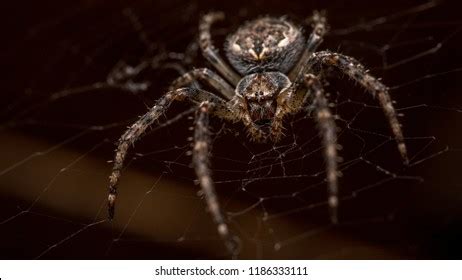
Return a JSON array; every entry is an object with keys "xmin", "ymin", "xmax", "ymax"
[
  {"xmin": 107, "ymin": 11, "xmax": 409, "ymax": 258},
  {"xmin": 234, "ymin": 71, "xmax": 291, "ymax": 139}
]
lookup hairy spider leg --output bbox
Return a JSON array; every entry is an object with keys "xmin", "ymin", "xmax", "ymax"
[
  {"xmin": 275, "ymin": 73, "xmax": 340, "ymax": 223},
  {"xmin": 199, "ymin": 12, "xmax": 241, "ymax": 86},
  {"xmin": 309, "ymin": 51, "xmax": 409, "ymax": 164},
  {"xmin": 304, "ymin": 74, "xmax": 340, "ymax": 223},
  {"xmin": 193, "ymin": 101, "xmax": 241, "ymax": 257},
  {"xmin": 289, "ymin": 10, "xmax": 328, "ymax": 82},
  {"xmin": 170, "ymin": 68, "xmax": 235, "ymax": 100},
  {"xmin": 107, "ymin": 88, "xmax": 234, "ymax": 219}
]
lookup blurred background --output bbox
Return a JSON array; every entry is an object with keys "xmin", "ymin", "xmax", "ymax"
[{"xmin": 1, "ymin": 0, "xmax": 462, "ymax": 259}]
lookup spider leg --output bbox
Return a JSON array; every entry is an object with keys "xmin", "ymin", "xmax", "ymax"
[
  {"xmin": 304, "ymin": 74, "xmax": 340, "ymax": 224},
  {"xmin": 193, "ymin": 101, "xmax": 240, "ymax": 257},
  {"xmin": 309, "ymin": 51, "xmax": 409, "ymax": 164},
  {"xmin": 107, "ymin": 88, "xmax": 234, "ymax": 219},
  {"xmin": 289, "ymin": 10, "xmax": 328, "ymax": 82},
  {"xmin": 170, "ymin": 68, "xmax": 235, "ymax": 100},
  {"xmin": 199, "ymin": 12, "xmax": 241, "ymax": 86},
  {"xmin": 272, "ymin": 74, "xmax": 340, "ymax": 223}
]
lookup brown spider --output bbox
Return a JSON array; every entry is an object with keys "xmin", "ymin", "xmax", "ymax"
[{"xmin": 107, "ymin": 11, "xmax": 408, "ymax": 257}]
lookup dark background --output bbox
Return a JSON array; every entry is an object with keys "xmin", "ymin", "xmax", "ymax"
[{"xmin": 1, "ymin": 0, "xmax": 461, "ymax": 259}]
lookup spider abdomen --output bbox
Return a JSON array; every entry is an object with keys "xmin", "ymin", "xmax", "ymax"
[{"xmin": 225, "ymin": 17, "xmax": 305, "ymax": 75}]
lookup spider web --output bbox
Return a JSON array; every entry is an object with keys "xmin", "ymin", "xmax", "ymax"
[{"xmin": 1, "ymin": 0, "xmax": 462, "ymax": 259}]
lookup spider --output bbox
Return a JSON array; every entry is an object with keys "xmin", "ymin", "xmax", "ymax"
[{"xmin": 107, "ymin": 11, "xmax": 408, "ymax": 257}]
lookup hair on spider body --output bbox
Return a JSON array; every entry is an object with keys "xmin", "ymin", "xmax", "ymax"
[
  {"xmin": 235, "ymin": 71, "xmax": 291, "ymax": 134},
  {"xmin": 225, "ymin": 16, "xmax": 306, "ymax": 74}
]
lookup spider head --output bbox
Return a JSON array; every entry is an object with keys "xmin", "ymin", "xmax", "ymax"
[
  {"xmin": 236, "ymin": 72, "xmax": 291, "ymax": 137},
  {"xmin": 225, "ymin": 17, "xmax": 305, "ymax": 75}
]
